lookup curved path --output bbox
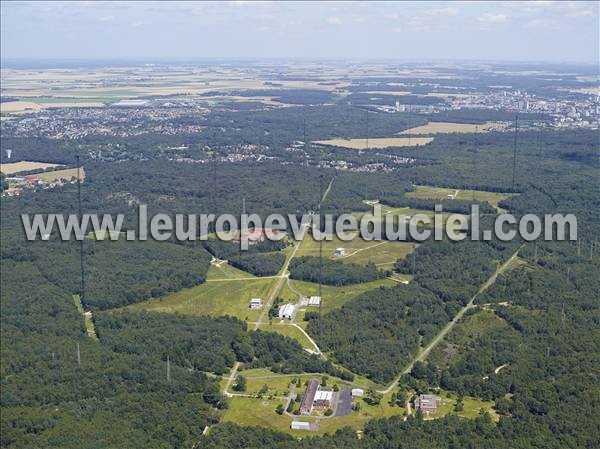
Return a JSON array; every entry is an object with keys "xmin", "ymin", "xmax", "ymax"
[{"xmin": 377, "ymin": 247, "xmax": 522, "ymax": 394}]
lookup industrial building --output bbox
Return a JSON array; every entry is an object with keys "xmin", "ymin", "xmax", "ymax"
[
  {"xmin": 300, "ymin": 380, "xmax": 320, "ymax": 415},
  {"xmin": 278, "ymin": 303, "xmax": 295, "ymax": 320},
  {"xmin": 313, "ymin": 388, "xmax": 333, "ymax": 409},
  {"xmin": 290, "ymin": 420, "xmax": 311, "ymax": 431},
  {"xmin": 308, "ymin": 296, "xmax": 321, "ymax": 307},
  {"xmin": 414, "ymin": 394, "xmax": 441, "ymax": 413}
]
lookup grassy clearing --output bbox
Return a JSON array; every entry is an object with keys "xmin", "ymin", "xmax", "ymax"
[
  {"xmin": 297, "ymin": 232, "xmax": 415, "ymax": 266},
  {"xmin": 313, "ymin": 137, "xmax": 433, "ymax": 150},
  {"xmin": 126, "ymin": 277, "xmax": 273, "ymax": 321},
  {"xmin": 279, "ymin": 278, "xmax": 396, "ymax": 316},
  {"xmin": 400, "ymin": 121, "xmax": 506, "ymax": 135},
  {"xmin": 221, "ymin": 389, "xmax": 406, "ymax": 436},
  {"xmin": 221, "ymin": 397, "xmax": 292, "ymax": 433},
  {"xmin": 434, "ymin": 390, "xmax": 498, "ymax": 422},
  {"xmin": 353, "ymin": 205, "xmax": 467, "ymax": 228},
  {"xmin": 255, "ymin": 323, "xmax": 315, "ymax": 350},
  {"xmin": 72, "ymin": 295, "xmax": 98, "ymax": 340},
  {"xmin": 406, "ymin": 185, "xmax": 512, "ymax": 212},
  {"xmin": 0, "ymin": 161, "xmax": 64, "ymax": 175},
  {"xmin": 207, "ymin": 263, "xmax": 258, "ymax": 280}
]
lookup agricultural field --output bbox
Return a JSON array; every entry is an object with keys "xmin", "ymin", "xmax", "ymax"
[
  {"xmin": 0, "ymin": 160, "xmax": 64, "ymax": 175},
  {"xmin": 406, "ymin": 185, "xmax": 512, "ymax": 211},
  {"xmin": 36, "ymin": 167, "xmax": 85, "ymax": 182},
  {"xmin": 0, "ymin": 99, "xmax": 104, "ymax": 114},
  {"xmin": 313, "ymin": 137, "xmax": 433, "ymax": 150},
  {"xmin": 400, "ymin": 121, "xmax": 506, "ymax": 135}
]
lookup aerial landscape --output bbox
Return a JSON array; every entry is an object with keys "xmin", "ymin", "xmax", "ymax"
[{"xmin": 1, "ymin": 2, "xmax": 599, "ymax": 449}]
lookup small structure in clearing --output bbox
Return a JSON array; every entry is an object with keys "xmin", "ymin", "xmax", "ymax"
[
  {"xmin": 249, "ymin": 298, "xmax": 262, "ymax": 310},
  {"xmin": 414, "ymin": 394, "xmax": 441, "ymax": 414}
]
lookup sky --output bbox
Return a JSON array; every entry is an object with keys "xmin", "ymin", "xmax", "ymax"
[{"xmin": 1, "ymin": 1, "xmax": 598, "ymax": 64}]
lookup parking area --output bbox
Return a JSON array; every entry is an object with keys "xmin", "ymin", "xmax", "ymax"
[{"xmin": 334, "ymin": 389, "xmax": 353, "ymax": 416}]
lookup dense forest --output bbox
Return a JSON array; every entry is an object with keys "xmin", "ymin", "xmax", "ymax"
[
  {"xmin": 306, "ymin": 284, "xmax": 451, "ymax": 383},
  {"xmin": 289, "ymin": 256, "xmax": 383, "ymax": 286}
]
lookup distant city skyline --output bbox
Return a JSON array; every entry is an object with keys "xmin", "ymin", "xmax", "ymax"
[{"xmin": 1, "ymin": 1, "xmax": 599, "ymax": 64}]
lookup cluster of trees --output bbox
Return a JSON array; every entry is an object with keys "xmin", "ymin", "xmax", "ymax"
[
  {"xmin": 396, "ymin": 238, "xmax": 515, "ymax": 305},
  {"xmin": 306, "ymin": 284, "xmax": 451, "ymax": 383},
  {"xmin": 203, "ymin": 239, "xmax": 287, "ymax": 276},
  {"xmin": 289, "ymin": 256, "xmax": 383, "ymax": 286},
  {"xmin": 245, "ymin": 331, "xmax": 354, "ymax": 380},
  {"xmin": 1, "ymin": 238, "xmax": 212, "ymax": 310}
]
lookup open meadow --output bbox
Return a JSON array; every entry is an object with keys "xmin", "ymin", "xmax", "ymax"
[{"xmin": 0, "ymin": 160, "xmax": 64, "ymax": 175}]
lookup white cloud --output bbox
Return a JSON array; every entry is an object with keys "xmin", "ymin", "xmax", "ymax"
[
  {"xmin": 478, "ymin": 13, "xmax": 508, "ymax": 24},
  {"xmin": 326, "ymin": 16, "xmax": 342, "ymax": 25}
]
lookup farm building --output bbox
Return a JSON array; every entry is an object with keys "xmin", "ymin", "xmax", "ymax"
[
  {"xmin": 300, "ymin": 380, "xmax": 320, "ymax": 415},
  {"xmin": 308, "ymin": 296, "xmax": 321, "ymax": 307},
  {"xmin": 278, "ymin": 303, "xmax": 295, "ymax": 320},
  {"xmin": 291, "ymin": 421, "xmax": 311, "ymax": 431},
  {"xmin": 414, "ymin": 394, "xmax": 441, "ymax": 413},
  {"xmin": 248, "ymin": 298, "xmax": 262, "ymax": 309},
  {"xmin": 334, "ymin": 247, "xmax": 346, "ymax": 256}
]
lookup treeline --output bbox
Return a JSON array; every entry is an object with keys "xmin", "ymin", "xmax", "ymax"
[
  {"xmin": 289, "ymin": 256, "xmax": 383, "ymax": 286},
  {"xmin": 203, "ymin": 239, "xmax": 287, "ymax": 276},
  {"xmin": 405, "ymin": 197, "xmax": 497, "ymax": 215},
  {"xmin": 306, "ymin": 284, "xmax": 451, "ymax": 383}
]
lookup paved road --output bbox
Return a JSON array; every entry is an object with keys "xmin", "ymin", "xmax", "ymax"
[
  {"xmin": 224, "ymin": 219, "xmax": 311, "ymax": 396},
  {"xmin": 377, "ymin": 247, "xmax": 522, "ymax": 394}
]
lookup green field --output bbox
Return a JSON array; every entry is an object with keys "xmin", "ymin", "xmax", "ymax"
[
  {"xmin": 255, "ymin": 322, "xmax": 317, "ymax": 351},
  {"xmin": 279, "ymin": 278, "xmax": 397, "ymax": 317},
  {"xmin": 127, "ymin": 277, "xmax": 273, "ymax": 321},
  {"xmin": 353, "ymin": 204, "xmax": 468, "ymax": 228},
  {"xmin": 297, "ymin": 232, "xmax": 415, "ymax": 266},
  {"xmin": 406, "ymin": 185, "xmax": 512, "ymax": 212},
  {"xmin": 433, "ymin": 390, "xmax": 498, "ymax": 422},
  {"xmin": 207, "ymin": 262, "xmax": 260, "ymax": 280}
]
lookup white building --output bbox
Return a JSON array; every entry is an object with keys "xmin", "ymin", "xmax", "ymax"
[
  {"xmin": 291, "ymin": 420, "xmax": 311, "ymax": 431},
  {"xmin": 334, "ymin": 247, "xmax": 346, "ymax": 257},
  {"xmin": 308, "ymin": 296, "xmax": 321, "ymax": 307},
  {"xmin": 351, "ymin": 388, "xmax": 364, "ymax": 397},
  {"xmin": 278, "ymin": 303, "xmax": 295, "ymax": 319},
  {"xmin": 249, "ymin": 298, "xmax": 262, "ymax": 310}
]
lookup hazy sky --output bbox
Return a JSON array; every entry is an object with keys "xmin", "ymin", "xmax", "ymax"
[{"xmin": 1, "ymin": 1, "xmax": 598, "ymax": 63}]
